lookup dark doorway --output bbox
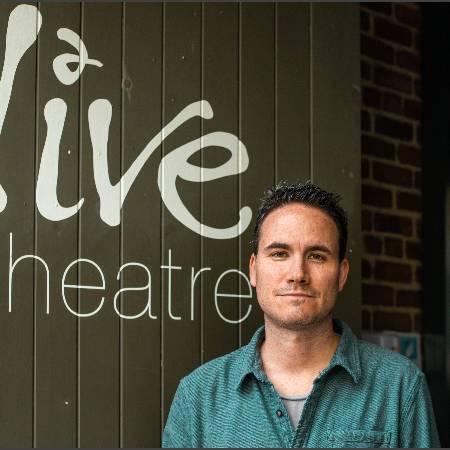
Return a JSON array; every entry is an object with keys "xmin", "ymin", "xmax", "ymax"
[{"xmin": 422, "ymin": 4, "xmax": 450, "ymax": 445}]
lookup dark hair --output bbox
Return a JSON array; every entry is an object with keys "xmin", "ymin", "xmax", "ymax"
[{"xmin": 251, "ymin": 180, "xmax": 348, "ymax": 261}]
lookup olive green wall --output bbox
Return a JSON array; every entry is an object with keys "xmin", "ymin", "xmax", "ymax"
[{"xmin": 0, "ymin": 3, "xmax": 359, "ymax": 446}]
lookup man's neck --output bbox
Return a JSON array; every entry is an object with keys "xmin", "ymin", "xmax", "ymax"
[{"xmin": 259, "ymin": 317, "xmax": 340, "ymax": 396}]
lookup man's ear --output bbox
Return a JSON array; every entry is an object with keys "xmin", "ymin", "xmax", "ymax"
[
  {"xmin": 249, "ymin": 253, "xmax": 257, "ymax": 288},
  {"xmin": 338, "ymin": 258, "xmax": 349, "ymax": 292}
]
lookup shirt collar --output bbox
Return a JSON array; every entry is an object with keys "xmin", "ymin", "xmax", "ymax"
[
  {"xmin": 235, "ymin": 318, "xmax": 361, "ymax": 390},
  {"xmin": 236, "ymin": 325, "xmax": 266, "ymax": 389},
  {"xmin": 326, "ymin": 319, "xmax": 361, "ymax": 384}
]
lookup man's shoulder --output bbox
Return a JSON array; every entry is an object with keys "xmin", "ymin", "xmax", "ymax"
[
  {"xmin": 356, "ymin": 335, "xmax": 423, "ymax": 382},
  {"xmin": 181, "ymin": 344, "xmax": 249, "ymax": 392}
]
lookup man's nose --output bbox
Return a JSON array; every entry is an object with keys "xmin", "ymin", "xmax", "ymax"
[{"xmin": 288, "ymin": 257, "xmax": 309, "ymax": 284}]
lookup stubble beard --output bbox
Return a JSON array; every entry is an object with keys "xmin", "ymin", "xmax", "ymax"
[
  {"xmin": 260, "ymin": 288, "xmax": 338, "ymax": 332},
  {"xmin": 264, "ymin": 306, "xmax": 333, "ymax": 332},
  {"xmin": 261, "ymin": 272, "xmax": 343, "ymax": 332}
]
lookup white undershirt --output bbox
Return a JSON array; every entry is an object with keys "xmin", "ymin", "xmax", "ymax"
[{"xmin": 280, "ymin": 392, "xmax": 310, "ymax": 428}]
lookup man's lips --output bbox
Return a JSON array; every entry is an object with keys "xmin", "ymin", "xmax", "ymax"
[{"xmin": 277, "ymin": 292, "xmax": 316, "ymax": 298}]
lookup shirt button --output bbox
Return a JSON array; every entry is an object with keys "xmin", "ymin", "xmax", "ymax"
[{"xmin": 276, "ymin": 409, "xmax": 283, "ymax": 418}]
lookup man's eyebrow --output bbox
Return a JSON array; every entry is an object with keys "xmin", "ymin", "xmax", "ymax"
[
  {"xmin": 264, "ymin": 242, "xmax": 291, "ymax": 251},
  {"xmin": 263, "ymin": 242, "xmax": 333, "ymax": 254},
  {"xmin": 306, "ymin": 245, "xmax": 332, "ymax": 254}
]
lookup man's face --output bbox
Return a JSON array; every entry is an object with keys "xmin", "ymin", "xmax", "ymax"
[{"xmin": 249, "ymin": 203, "xmax": 349, "ymax": 331}]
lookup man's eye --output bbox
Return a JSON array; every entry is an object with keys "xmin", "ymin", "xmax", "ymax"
[
  {"xmin": 270, "ymin": 251, "xmax": 287, "ymax": 258},
  {"xmin": 309, "ymin": 253, "xmax": 325, "ymax": 262}
]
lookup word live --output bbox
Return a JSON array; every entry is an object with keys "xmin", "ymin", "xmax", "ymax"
[{"xmin": 0, "ymin": 4, "xmax": 252, "ymax": 239}]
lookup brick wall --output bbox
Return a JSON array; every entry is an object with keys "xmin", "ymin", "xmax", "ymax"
[{"xmin": 360, "ymin": 3, "xmax": 422, "ymax": 333}]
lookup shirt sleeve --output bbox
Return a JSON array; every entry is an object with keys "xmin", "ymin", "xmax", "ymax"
[
  {"xmin": 162, "ymin": 378, "xmax": 193, "ymax": 448},
  {"xmin": 399, "ymin": 372, "xmax": 441, "ymax": 448}
]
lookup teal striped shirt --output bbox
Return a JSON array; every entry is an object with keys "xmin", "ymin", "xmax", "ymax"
[{"xmin": 162, "ymin": 319, "xmax": 440, "ymax": 448}]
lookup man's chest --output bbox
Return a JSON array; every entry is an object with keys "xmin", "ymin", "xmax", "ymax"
[{"xmin": 199, "ymin": 375, "xmax": 399, "ymax": 448}]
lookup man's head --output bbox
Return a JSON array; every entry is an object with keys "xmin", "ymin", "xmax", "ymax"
[
  {"xmin": 249, "ymin": 181, "xmax": 350, "ymax": 331},
  {"xmin": 251, "ymin": 181, "xmax": 348, "ymax": 261}
]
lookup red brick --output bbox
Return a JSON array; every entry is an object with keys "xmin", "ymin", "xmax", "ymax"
[
  {"xmin": 414, "ymin": 171, "xmax": 422, "ymax": 190},
  {"xmin": 416, "ymin": 218, "xmax": 422, "ymax": 238},
  {"xmin": 362, "ymin": 184, "xmax": 392, "ymax": 208},
  {"xmin": 374, "ymin": 66, "xmax": 412, "ymax": 95},
  {"xmin": 362, "ymin": 209, "xmax": 372, "ymax": 231},
  {"xmin": 364, "ymin": 235, "xmax": 383, "ymax": 255},
  {"xmin": 361, "ymin": 60, "xmax": 371, "ymax": 81},
  {"xmin": 362, "ymin": 110, "xmax": 371, "ymax": 132},
  {"xmin": 395, "ymin": 4, "xmax": 420, "ymax": 29},
  {"xmin": 362, "ymin": 259, "xmax": 372, "ymax": 279},
  {"xmin": 363, "ymin": 86, "xmax": 382, "ymax": 108},
  {"xmin": 414, "ymin": 313, "xmax": 422, "ymax": 333},
  {"xmin": 374, "ymin": 260, "xmax": 412, "ymax": 283},
  {"xmin": 375, "ymin": 115, "xmax": 413, "ymax": 141},
  {"xmin": 361, "ymin": 35, "xmax": 395, "ymax": 64},
  {"xmin": 398, "ymin": 144, "xmax": 421, "ymax": 168},
  {"xmin": 414, "ymin": 31, "xmax": 421, "ymax": 53},
  {"xmin": 374, "ymin": 212, "xmax": 412, "ymax": 236},
  {"xmin": 373, "ymin": 161, "xmax": 413, "ymax": 187},
  {"xmin": 362, "ymin": 135, "xmax": 395, "ymax": 160},
  {"xmin": 396, "ymin": 50, "xmax": 420, "ymax": 73},
  {"xmin": 385, "ymin": 237, "xmax": 403, "ymax": 258},
  {"xmin": 361, "ymin": 10, "xmax": 370, "ymax": 31},
  {"xmin": 373, "ymin": 311, "xmax": 412, "ymax": 332},
  {"xmin": 362, "ymin": 158, "xmax": 370, "ymax": 179},
  {"xmin": 416, "ymin": 124, "xmax": 422, "ymax": 144},
  {"xmin": 362, "ymin": 309, "xmax": 371, "ymax": 331},
  {"xmin": 397, "ymin": 191, "xmax": 421, "ymax": 212},
  {"xmin": 415, "ymin": 265, "xmax": 422, "ymax": 283},
  {"xmin": 382, "ymin": 92, "xmax": 403, "ymax": 115},
  {"xmin": 363, "ymin": 3, "xmax": 392, "ymax": 16},
  {"xmin": 397, "ymin": 290, "xmax": 421, "ymax": 308},
  {"xmin": 416, "ymin": 124, "xmax": 422, "ymax": 145},
  {"xmin": 363, "ymin": 283, "xmax": 394, "ymax": 306},
  {"xmin": 404, "ymin": 99, "xmax": 421, "ymax": 121},
  {"xmin": 414, "ymin": 78, "xmax": 421, "ymax": 98},
  {"xmin": 374, "ymin": 17, "xmax": 413, "ymax": 47},
  {"xmin": 406, "ymin": 240, "xmax": 421, "ymax": 260}
]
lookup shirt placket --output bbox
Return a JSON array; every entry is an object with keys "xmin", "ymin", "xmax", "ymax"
[
  {"xmin": 291, "ymin": 375, "xmax": 326, "ymax": 448},
  {"xmin": 264, "ymin": 381, "xmax": 295, "ymax": 448}
]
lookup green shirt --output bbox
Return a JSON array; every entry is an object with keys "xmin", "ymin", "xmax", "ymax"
[{"xmin": 162, "ymin": 319, "xmax": 440, "ymax": 448}]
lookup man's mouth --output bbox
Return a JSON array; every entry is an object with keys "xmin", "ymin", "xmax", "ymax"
[{"xmin": 278, "ymin": 292, "xmax": 315, "ymax": 298}]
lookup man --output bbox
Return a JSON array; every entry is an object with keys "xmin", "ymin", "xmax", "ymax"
[{"xmin": 162, "ymin": 181, "xmax": 440, "ymax": 448}]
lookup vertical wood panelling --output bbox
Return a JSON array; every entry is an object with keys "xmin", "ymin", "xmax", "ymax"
[
  {"xmin": 0, "ymin": 3, "xmax": 361, "ymax": 446},
  {"xmin": 161, "ymin": 2, "xmax": 202, "ymax": 422},
  {"xmin": 78, "ymin": 4, "xmax": 122, "ymax": 446},
  {"xmin": 311, "ymin": 4, "xmax": 361, "ymax": 334},
  {"xmin": 0, "ymin": 3, "xmax": 38, "ymax": 446},
  {"xmin": 121, "ymin": 3, "xmax": 162, "ymax": 447},
  {"xmin": 201, "ymin": 3, "xmax": 240, "ymax": 363},
  {"xmin": 239, "ymin": 3, "xmax": 276, "ymax": 345},
  {"xmin": 34, "ymin": 3, "xmax": 80, "ymax": 446},
  {"xmin": 275, "ymin": 3, "xmax": 310, "ymax": 183}
]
